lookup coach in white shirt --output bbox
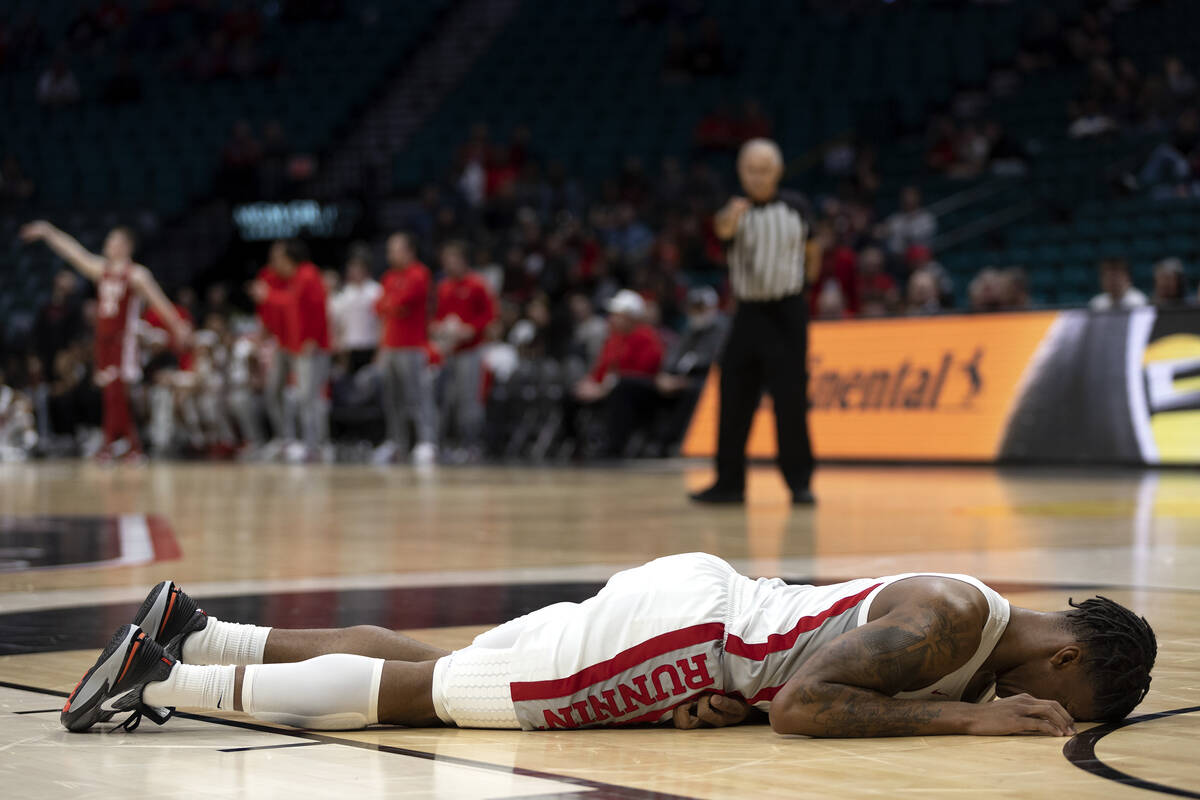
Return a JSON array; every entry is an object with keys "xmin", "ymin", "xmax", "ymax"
[
  {"xmin": 331, "ymin": 250, "xmax": 383, "ymax": 372},
  {"xmin": 1089, "ymin": 258, "xmax": 1149, "ymax": 311}
]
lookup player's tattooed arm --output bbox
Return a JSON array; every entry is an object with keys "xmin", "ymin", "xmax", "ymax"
[{"xmin": 769, "ymin": 585, "xmax": 1077, "ymax": 738}]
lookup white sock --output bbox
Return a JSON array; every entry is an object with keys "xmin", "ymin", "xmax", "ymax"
[
  {"xmin": 143, "ymin": 663, "xmax": 237, "ymax": 710},
  {"xmin": 242, "ymin": 654, "xmax": 384, "ymax": 730},
  {"xmin": 182, "ymin": 617, "xmax": 272, "ymax": 665}
]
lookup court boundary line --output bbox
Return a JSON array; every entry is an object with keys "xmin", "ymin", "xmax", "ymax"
[
  {"xmin": 0, "ymin": 679, "xmax": 697, "ymax": 800},
  {"xmin": 1063, "ymin": 705, "xmax": 1200, "ymax": 798}
]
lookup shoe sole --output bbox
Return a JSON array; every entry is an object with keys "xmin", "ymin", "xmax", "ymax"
[{"xmin": 61, "ymin": 625, "xmax": 141, "ymax": 732}]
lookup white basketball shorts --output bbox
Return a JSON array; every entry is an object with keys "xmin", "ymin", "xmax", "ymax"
[{"xmin": 431, "ymin": 552, "xmax": 746, "ymax": 730}]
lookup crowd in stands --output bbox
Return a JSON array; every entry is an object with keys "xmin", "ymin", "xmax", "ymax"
[{"xmin": 4, "ymin": 1, "xmax": 1200, "ymax": 463}]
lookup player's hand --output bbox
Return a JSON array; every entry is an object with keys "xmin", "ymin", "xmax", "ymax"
[
  {"xmin": 673, "ymin": 694, "xmax": 752, "ymax": 730},
  {"xmin": 248, "ymin": 280, "xmax": 270, "ymax": 304},
  {"xmin": 721, "ymin": 197, "xmax": 751, "ymax": 225},
  {"xmin": 18, "ymin": 221, "xmax": 51, "ymax": 242},
  {"xmin": 966, "ymin": 694, "xmax": 1076, "ymax": 737},
  {"xmin": 171, "ymin": 321, "xmax": 194, "ymax": 348},
  {"xmin": 655, "ymin": 373, "xmax": 688, "ymax": 395}
]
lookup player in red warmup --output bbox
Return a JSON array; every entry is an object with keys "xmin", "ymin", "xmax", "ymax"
[
  {"xmin": 373, "ymin": 232, "xmax": 437, "ymax": 466},
  {"xmin": 430, "ymin": 240, "xmax": 496, "ymax": 461},
  {"xmin": 20, "ymin": 221, "xmax": 191, "ymax": 462},
  {"xmin": 248, "ymin": 239, "xmax": 330, "ymax": 461}
]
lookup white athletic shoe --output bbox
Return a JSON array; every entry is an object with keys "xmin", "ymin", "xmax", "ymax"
[
  {"xmin": 411, "ymin": 442, "xmax": 437, "ymax": 467},
  {"xmin": 284, "ymin": 441, "xmax": 309, "ymax": 463},
  {"xmin": 372, "ymin": 440, "xmax": 399, "ymax": 465},
  {"xmin": 258, "ymin": 439, "xmax": 287, "ymax": 462}
]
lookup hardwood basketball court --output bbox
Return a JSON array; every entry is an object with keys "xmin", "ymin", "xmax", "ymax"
[{"xmin": 1, "ymin": 461, "xmax": 1197, "ymax": 799}]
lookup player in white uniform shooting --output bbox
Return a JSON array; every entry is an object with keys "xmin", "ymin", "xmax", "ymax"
[{"xmin": 61, "ymin": 553, "xmax": 1155, "ymax": 737}]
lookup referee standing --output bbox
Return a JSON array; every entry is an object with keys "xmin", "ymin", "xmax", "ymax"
[{"xmin": 690, "ymin": 138, "xmax": 815, "ymax": 505}]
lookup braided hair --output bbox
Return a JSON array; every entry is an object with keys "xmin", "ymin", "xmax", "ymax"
[{"xmin": 1066, "ymin": 596, "xmax": 1157, "ymax": 721}]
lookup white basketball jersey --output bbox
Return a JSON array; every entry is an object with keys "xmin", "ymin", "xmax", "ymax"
[{"xmin": 724, "ymin": 572, "xmax": 1011, "ymax": 708}]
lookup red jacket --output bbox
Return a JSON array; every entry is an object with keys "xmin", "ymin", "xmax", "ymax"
[
  {"xmin": 591, "ymin": 323, "xmax": 664, "ymax": 382},
  {"xmin": 257, "ymin": 262, "xmax": 330, "ymax": 354},
  {"xmin": 435, "ymin": 272, "xmax": 497, "ymax": 353},
  {"xmin": 376, "ymin": 261, "xmax": 431, "ymax": 349}
]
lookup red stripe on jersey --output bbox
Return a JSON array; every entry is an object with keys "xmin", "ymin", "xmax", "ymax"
[
  {"xmin": 509, "ymin": 622, "xmax": 726, "ymax": 702},
  {"xmin": 724, "ymin": 583, "xmax": 882, "ymax": 661},
  {"xmin": 746, "ymin": 685, "xmax": 783, "ymax": 704}
]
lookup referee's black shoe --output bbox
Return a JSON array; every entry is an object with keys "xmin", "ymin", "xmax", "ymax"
[
  {"xmin": 688, "ymin": 484, "xmax": 744, "ymax": 505},
  {"xmin": 792, "ymin": 489, "xmax": 817, "ymax": 506}
]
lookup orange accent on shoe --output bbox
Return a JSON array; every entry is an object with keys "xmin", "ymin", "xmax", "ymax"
[
  {"xmin": 117, "ymin": 633, "xmax": 144, "ymax": 683},
  {"xmin": 159, "ymin": 589, "xmax": 178, "ymax": 638}
]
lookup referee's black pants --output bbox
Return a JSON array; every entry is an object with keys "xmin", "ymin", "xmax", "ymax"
[{"xmin": 715, "ymin": 292, "xmax": 814, "ymax": 495}]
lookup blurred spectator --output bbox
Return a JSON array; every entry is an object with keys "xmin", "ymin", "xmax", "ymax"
[
  {"xmin": 37, "ymin": 59, "xmax": 81, "ymax": 107},
  {"xmin": 906, "ymin": 270, "xmax": 942, "ymax": 316},
  {"xmin": 646, "ymin": 287, "xmax": 727, "ymax": 453},
  {"xmin": 330, "ymin": 247, "xmax": 381, "ymax": 372},
  {"xmin": 1130, "ymin": 109, "xmax": 1200, "ymax": 197},
  {"xmin": 0, "ymin": 154, "xmax": 36, "ymax": 205},
  {"xmin": 662, "ymin": 27, "xmax": 691, "ymax": 82},
  {"xmin": 968, "ymin": 268, "xmax": 1006, "ymax": 313},
  {"xmin": 375, "ymin": 233, "xmax": 437, "ymax": 466},
  {"xmin": 694, "ymin": 103, "xmax": 740, "ymax": 152},
  {"xmin": 736, "ymin": 100, "xmax": 773, "ymax": 143},
  {"xmin": 815, "ymin": 281, "xmax": 849, "ymax": 320},
  {"xmin": 1089, "ymin": 258, "xmax": 1148, "ymax": 311},
  {"xmin": 983, "ymin": 121, "xmax": 1028, "ymax": 176},
  {"xmin": 572, "ymin": 290, "xmax": 664, "ymax": 457},
  {"xmin": 432, "ymin": 240, "xmax": 497, "ymax": 460},
  {"xmin": 31, "ymin": 271, "xmax": 84, "ymax": 382},
  {"xmin": 250, "ymin": 239, "xmax": 330, "ymax": 461},
  {"xmin": 220, "ymin": 120, "xmax": 262, "ymax": 200},
  {"xmin": 926, "ymin": 117, "xmax": 958, "ymax": 172},
  {"xmin": 905, "ymin": 245, "xmax": 954, "ymax": 307},
  {"xmin": 102, "ymin": 54, "xmax": 143, "ymax": 106},
  {"xmin": 855, "ymin": 246, "xmax": 899, "ymax": 317},
  {"xmin": 1068, "ymin": 98, "xmax": 1117, "ymax": 139},
  {"xmin": 1152, "ymin": 257, "xmax": 1191, "ymax": 308},
  {"xmin": 0, "ymin": 374, "xmax": 38, "ymax": 461},
  {"xmin": 688, "ymin": 18, "xmax": 730, "ymax": 76},
  {"xmin": 568, "ymin": 293, "xmax": 609, "ymax": 369},
  {"xmin": 607, "ymin": 203, "xmax": 654, "ymax": 263},
  {"xmin": 884, "ymin": 187, "xmax": 937, "ymax": 255},
  {"xmin": 948, "ymin": 122, "xmax": 991, "ymax": 178},
  {"xmin": 1000, "ymin": 267, "xmax": 1031, "ymax": 311},
  {"xmin": 1164, "ymin": 56, "xmax": 1197, "ymax": 103}
]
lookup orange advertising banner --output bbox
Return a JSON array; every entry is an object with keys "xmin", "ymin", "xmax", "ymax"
[{"xmin": 682, "ymin": 311, "xmax": 1060, "ymax": 461}]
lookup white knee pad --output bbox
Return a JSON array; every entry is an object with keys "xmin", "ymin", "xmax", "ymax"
[
  {"xmin": 432, "ymin": 649, "xmax": 521, "ymax": 729},
  {"xmin": 242, "ymin": 654, "xmax": 384, "ymax": 730}
]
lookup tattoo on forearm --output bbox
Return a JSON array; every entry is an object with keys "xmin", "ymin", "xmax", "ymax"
[{"xmin": 780, "ymin": 597, "xmax": 981, "ymax": 737}]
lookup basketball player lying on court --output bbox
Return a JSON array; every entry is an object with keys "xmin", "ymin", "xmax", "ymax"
[{"xmin": 62, "ymin": 554, "xmax": 1156, "ymax": 738}]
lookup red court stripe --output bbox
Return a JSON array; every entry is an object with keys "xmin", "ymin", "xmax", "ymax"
[
  {"xmin": 510, "ymin": 622, "xmax": 725, "ymax": 702},
  {"xmin": 724, "ymin": 583, "xmax": 882, "ymax": 661},
  {"xmin": 146, "ymin": 515, "xmax": 182, "ymax": 561}
]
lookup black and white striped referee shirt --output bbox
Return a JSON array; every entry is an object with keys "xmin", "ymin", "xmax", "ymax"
[{"xmin": 727, "ymin": 195, "xmax": 807, "ymax": 301}]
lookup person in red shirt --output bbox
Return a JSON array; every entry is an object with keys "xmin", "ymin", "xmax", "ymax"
[
  {"xmin": 249, "ymin": 239, "xmax": 330, "ymax": 461},
  {"xmin": 373, "ymin": 232, "xmax": 437, "ymax": 466},
  {"xmin": 19, "ymin": 221, "xmax": 191, "ymax": 463},
  {"xmin": 571, "ymin": 289, "xmax": 664, "ymax": 458},
  {"xmin": 430, "ymin": 240, "xmax": 497, "ymax": 459}
]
